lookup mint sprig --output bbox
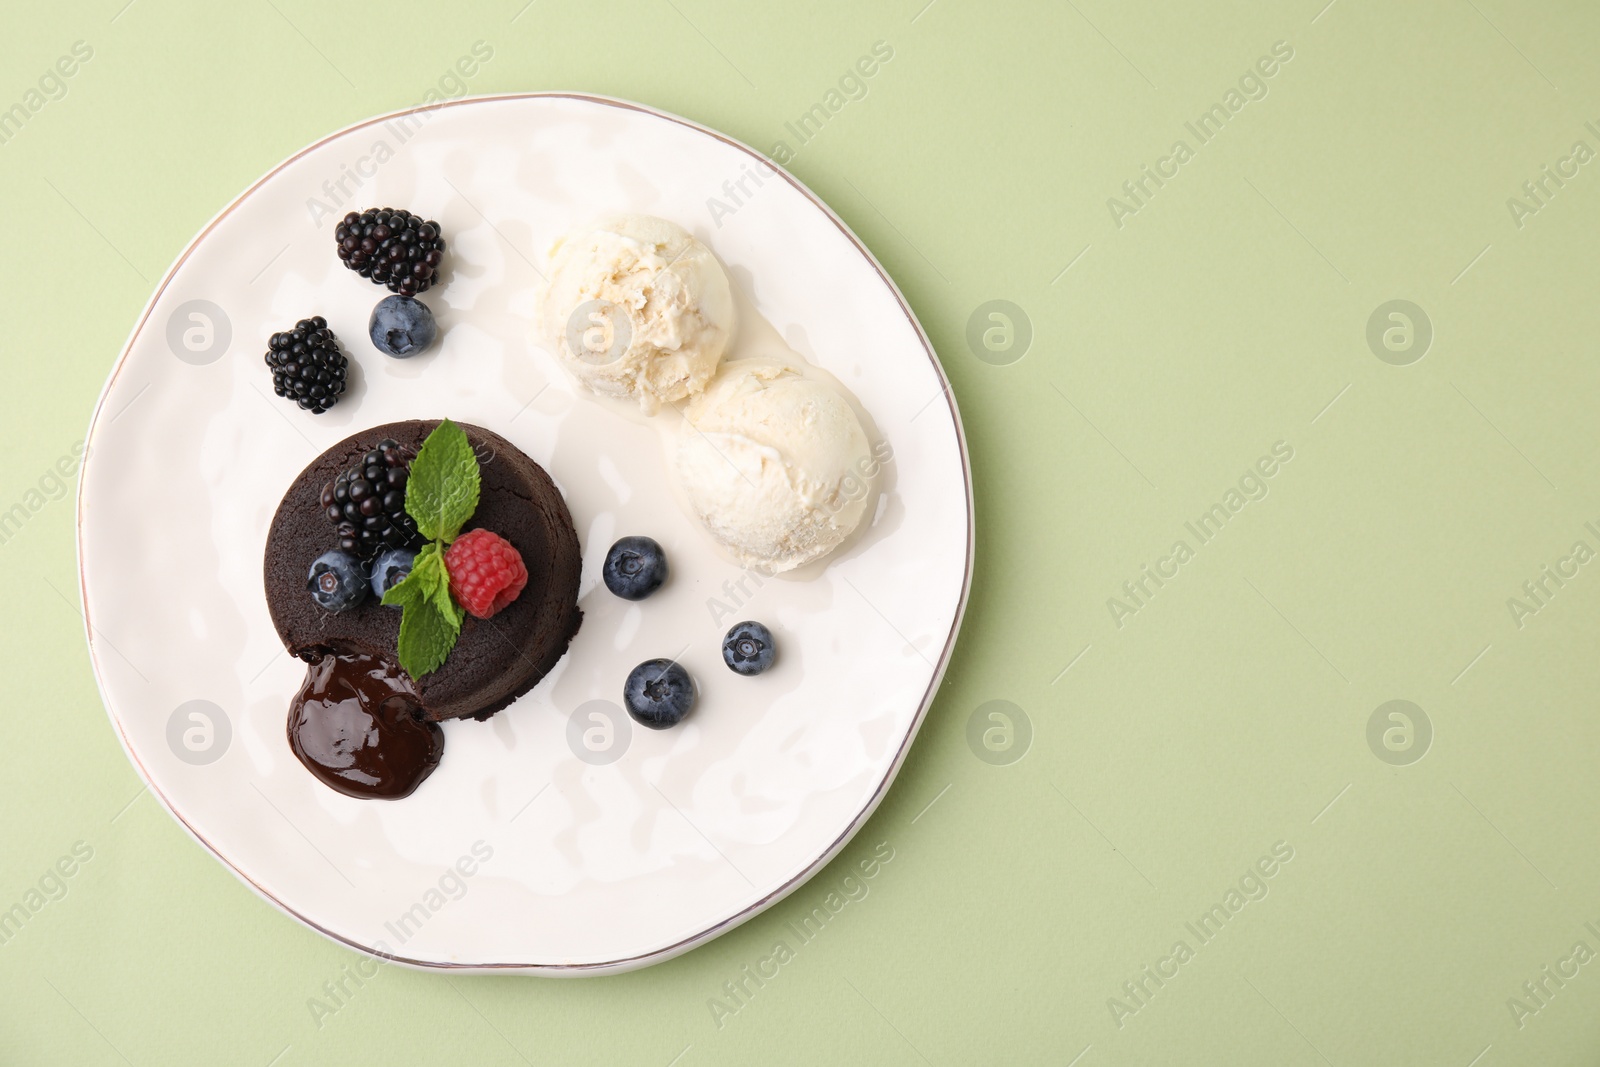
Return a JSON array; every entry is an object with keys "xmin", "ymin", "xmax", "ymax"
[
  {"xmin": 382, "ymin": 544, "xmax": 461, "ymax": 677},
  {"xmin": 380, "ymin": 419, "xmax": 480, "ymax": 678}
]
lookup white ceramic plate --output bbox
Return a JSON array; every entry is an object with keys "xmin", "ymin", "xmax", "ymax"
[{"xmin": 77, "ymin": 94, "xmax": 971, "ymax": 973}]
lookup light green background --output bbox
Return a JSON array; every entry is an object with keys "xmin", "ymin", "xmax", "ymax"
[{"xmin": 4, "ymin": 0, "xmax": 1599, "ymax": 1063}]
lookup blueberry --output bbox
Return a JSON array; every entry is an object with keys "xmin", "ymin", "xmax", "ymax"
[
  {"xmin": 722, "ymin": 621, "xmax": 776, "ymax": 676},
  {"xmin": 603, "ymin": 536, "xmax": 668, "ymax": 600},
  {"xmin": 307, "ymin": 549, "xmax": 368, "ymax": 612},
  {"xmin": 371, "ymin": 547, "xmax": 417, "ymax": 602},
  {"xmin": 368, "ymin": 295, "xmax": 437, "ymax": 358},
  {"xmin": 623, "ymin": 659, "xmax": 695, "ymax": 729}
]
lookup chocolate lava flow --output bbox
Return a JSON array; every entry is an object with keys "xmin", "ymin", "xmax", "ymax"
[{"xmin": 287, "ymin": 650, "xmax": 443, "ymax": 800}]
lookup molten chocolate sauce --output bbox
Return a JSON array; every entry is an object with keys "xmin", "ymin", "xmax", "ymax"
[{"xmin": 288, "ymin": 651, "xmax": 444, "ymax": 800}]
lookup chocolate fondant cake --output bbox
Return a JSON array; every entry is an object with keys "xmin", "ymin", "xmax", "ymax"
[{"xmin": 265, "ymin": 420, "xmax": 582, "ymax": 722}]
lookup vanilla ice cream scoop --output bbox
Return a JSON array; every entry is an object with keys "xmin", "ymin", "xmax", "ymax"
[
  {"xmin": 541, "ymin": 214, "xmax": 734, "ymax": 414},
  {"xmin": 675, "ymin": 358, "xmax": 876, "ymax": 573}
]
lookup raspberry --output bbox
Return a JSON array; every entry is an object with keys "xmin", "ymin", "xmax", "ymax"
[{"xmin": 444, "ymin": 530, "xmax": 528, "ymax": 619}]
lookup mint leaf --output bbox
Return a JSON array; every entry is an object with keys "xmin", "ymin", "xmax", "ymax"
[
  {"xmin": 396, "ymin": 598, "xmax": 458, "ymax": 678},
  {"xmin": 380, "ymin": 542, "xmax": 439, "ymax": 608},
  {"xmin": 429, "ymin": 569, "xmax": 463, "ymax": 629},
  {"xmin": 404, "ymin": 418, "xmax": 480, "ymax": 543},
  {"xmin": 382, "ymin": 543, "xmax": 461, "ymax": 677}
]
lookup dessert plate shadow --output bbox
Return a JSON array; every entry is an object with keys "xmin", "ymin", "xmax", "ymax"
[{"xmin": 76, "ymin": 93, "xmax": 972, "ymax": 973}]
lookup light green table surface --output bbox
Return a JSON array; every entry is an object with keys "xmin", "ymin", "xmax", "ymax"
[{"xmin": 5, "ymin": 0, "xmax": 1600, "ymax": 1063}]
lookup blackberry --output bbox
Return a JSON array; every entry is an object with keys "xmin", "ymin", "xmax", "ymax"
[
  {"xmin": 265, "ymin": 316, "xmax": 347, "ymax": 415},
  {"xmin": 319, "ymin": 438, "xmax": 422, "ymax": 559},
  {"xmin": 334, "ymin": 208, "xmax": 445, "ymax": 297}
]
